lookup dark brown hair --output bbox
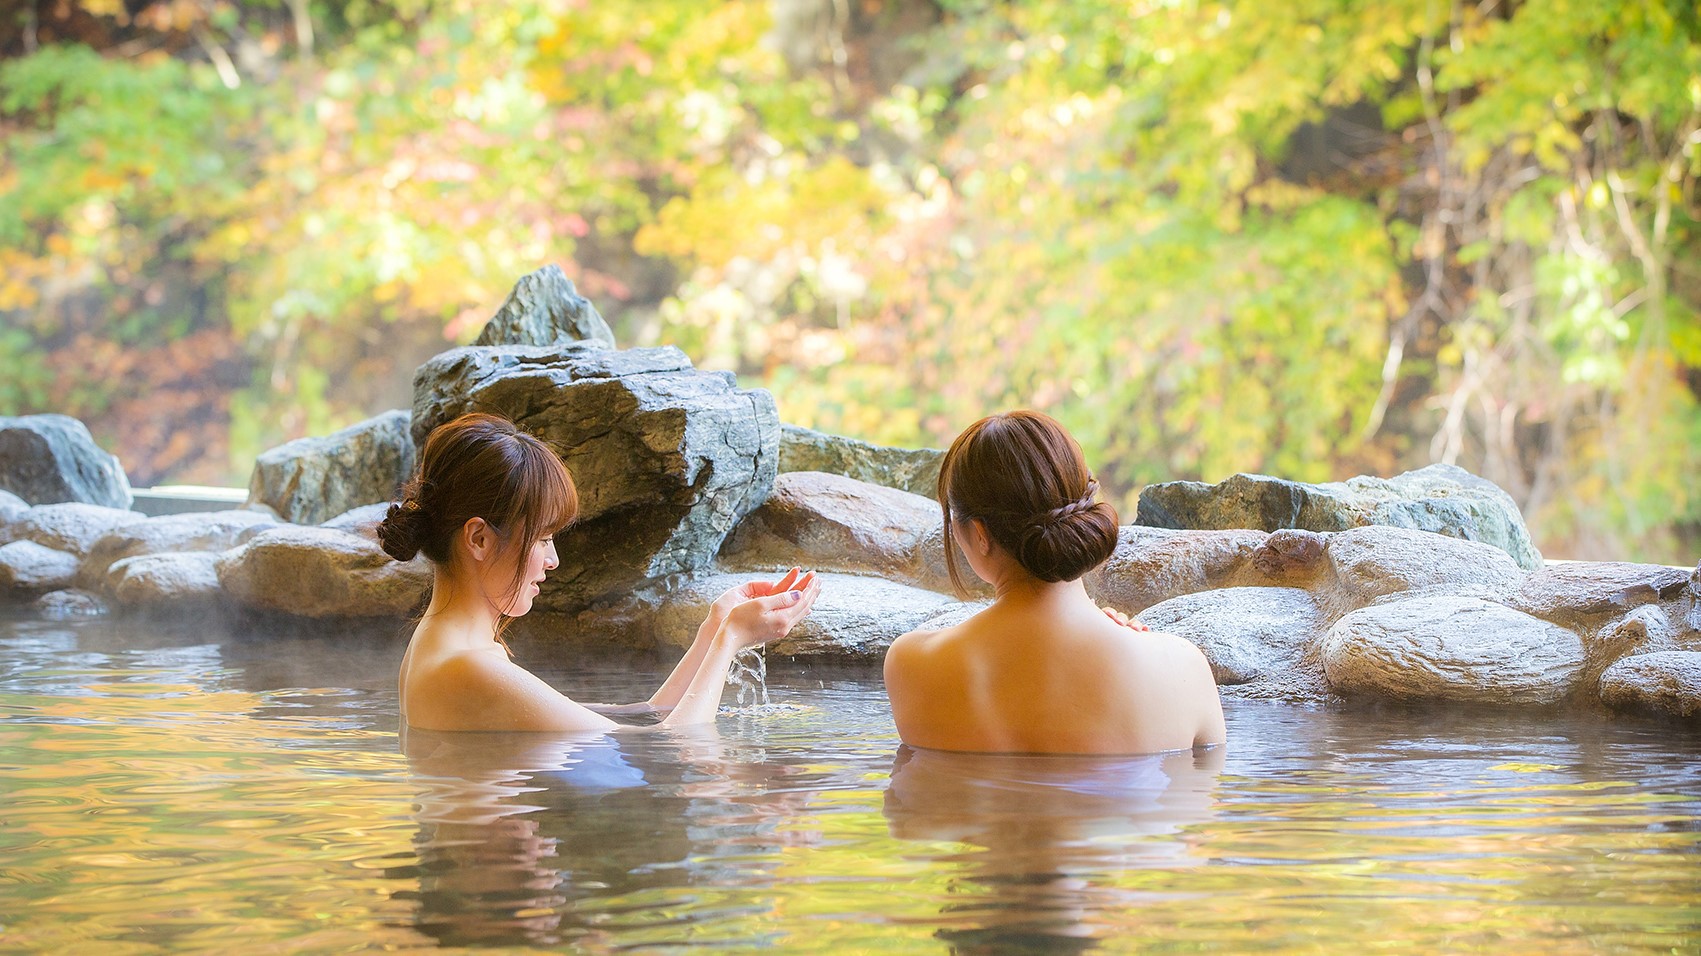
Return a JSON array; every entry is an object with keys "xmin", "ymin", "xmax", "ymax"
[
  {"xmin": 938, "ymin": 410, "xmax": 1119, "ymax": 593},
  {"xmin": 377, "ymin": 412, "xmax": 578, "ymax": 580}
]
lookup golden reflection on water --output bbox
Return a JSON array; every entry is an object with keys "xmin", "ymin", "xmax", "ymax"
[{"xmin": 1, "ymin": 642, "xmax": 1697, "ymax": 955}]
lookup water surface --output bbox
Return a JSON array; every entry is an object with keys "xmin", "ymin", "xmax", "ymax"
[{"xmin": 1, "ymin": 613, "xmax": 1697, "ymax": 953}]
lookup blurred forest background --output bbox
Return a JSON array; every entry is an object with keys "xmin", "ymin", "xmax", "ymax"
[{"xmin": 1, "ymin": 0, "xmax": 1698, "ymax": 563}]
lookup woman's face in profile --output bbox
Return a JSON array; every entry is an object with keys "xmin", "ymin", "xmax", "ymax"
[{"xmin": 492, "ymin": 533, "xmax": 559, "ymax": 617}]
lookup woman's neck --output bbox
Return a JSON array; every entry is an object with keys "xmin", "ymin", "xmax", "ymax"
[
  {"xmin": 990, "ymin": 570, "xmax": 1091, "ymax": 606},
  {"xmin": 417, "ymin": 566, "xmax": 504, "ymax": 649}
]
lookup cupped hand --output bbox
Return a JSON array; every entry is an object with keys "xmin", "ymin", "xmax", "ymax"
[
  {"xmin": 1101, "ymin": 606, "xmax": 1150, "ymax": 632},
  {"xmin": 711, "ymin": 567, "xmax": 807, "ymax": 623},
  {"xmin": 722, "ymin": 571, "xmax": 821, "ymax": 650}
]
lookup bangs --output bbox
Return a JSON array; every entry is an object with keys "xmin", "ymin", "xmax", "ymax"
[{"xmin": 497, "ymin": 435, "xmax": 580, "ymax": 543}]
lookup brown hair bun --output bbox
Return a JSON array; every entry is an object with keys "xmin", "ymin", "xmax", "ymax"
[
  {"xmin": 380, "ymin": 413, "xmax": 578, "ymax": 568},
  {"xmin": 939, "ymin": 411, "xmax": 1119, "ymax": 591},
  {"xmin": 377, "ymin": 498, "xmax": 429, "ymax": 562}
]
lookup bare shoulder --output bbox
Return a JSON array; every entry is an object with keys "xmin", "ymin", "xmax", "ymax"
[
  {"xmin": 410, "ymin": 648, "xmax": 614, "ymax": 733},
  {"xmin": 885, "ymin": 620, "xmax": 965, "ymax": 678}
]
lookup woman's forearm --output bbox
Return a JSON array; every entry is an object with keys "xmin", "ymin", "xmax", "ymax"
[
  {"xmin": 646, "ymin": 608, "xmax": 725, "ymax": 709},
  {"xmin": 657, "ymin": 624, "xmax": 742, "ymax": 728}
]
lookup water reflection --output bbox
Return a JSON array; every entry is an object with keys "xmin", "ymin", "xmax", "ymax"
[
  {"xmin": 884, "ymin": 745, "xmax": 1224, "ymax": 953},
  {"xmin": 395, "ymin": 724, "xmax": 822, "ymax": 947}
]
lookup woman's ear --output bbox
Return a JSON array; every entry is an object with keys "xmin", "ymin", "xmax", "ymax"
[
  {"xmin": 967, "ymin": 518, "xmax": 993, "ymax": 556},
  {"xmin": 460, "ymin": 517, "xmax": 494, "ymax": 562}
]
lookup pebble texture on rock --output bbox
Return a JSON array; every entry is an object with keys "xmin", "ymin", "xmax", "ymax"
[
  {"xmin": 14, "ymin": 503, "xmax": 145, "ymax": 558},
  {"xmin": 0, "ymin": 489, "xmax": 27, "ymax": 526},
  {"xmin": 108, "ymin": 552, "xmax": 224, "ymax": 609},
  {"xmin": 1321, "ymin": 595, "xmax": 1584, "ymax": 705},
  {"xmin": 1510, "ymin": 562, "xmax": 1693, "ymax": 623},
  {"xmin": 0, "ymin": 540, "xmax": 81, "ymax": 594},
  {"xmin": 1138, "ymin": 586, "xmax": 1324, "ymax": 685},
  {"xmin": 0, "ymin": 414, "xmax": 133, "ymax": 509},
  {"xmin": 413, "ymin": 344, "xmax": 778, "ymax": 611},
  {"xmin": 1084, "ymin": 527, "xmax": 1267, "ymax": 614},
  {"xmin": 78, "ymin": 510, "xmax": 274, "ymax": 588},
  {"xmin": 779, "ymin": 424, "xmax": 943, "ymax": 498},
  {"xmin": 1320, "ymin": 525, "xmax": 1526, "ymax": 618},
  {"xmin": 719, "ymin": 471, "xmax": 949, "ymax": 592},
  {"xmin": 1598, "ymin": 651, "xmax": 1701, "ymax": 717},
  {"xmin": 648, "ymin": 571, "xmax": 956, "ymax": 660},
  {"xmin": 34, "ymin": 588, "xmax": 107, "ymax": 617},
  {"xmin": 1137, "ymin": 463, "xmax": 1542, "ymax": 569},
  {"xmin": 473, "ymin": 264, "xmax": 617, "ymax": 349},
  {"xmin": 216, "ymin": 526, "xmax": 431, "ymax": 618},
  {"xmin": 247, "ymin": 410, "xmax": 415, "ymax": 526}
]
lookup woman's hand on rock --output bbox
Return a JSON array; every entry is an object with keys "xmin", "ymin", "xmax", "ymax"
[
  {"xmin": 722, "ymin": 571, "xmax": 821, "ymax": 650},
  {"xmin": 1101, "ymin": 606, "xmax": 1150, "ymax": 632}
]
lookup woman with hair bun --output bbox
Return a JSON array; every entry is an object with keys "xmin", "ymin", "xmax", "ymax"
[
  {"xmin": 378, "ymin": 412, "xmax": 820, "ymax": 733},
  {"xmin": 884, "ymin": 411, "xmax": 1224, "ymax": 754}
]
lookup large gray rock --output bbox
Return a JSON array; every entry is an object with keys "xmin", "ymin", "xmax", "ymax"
[
  {"xmin": 0, "ymin": 414, "xmax": 133, "ymax": 509},
  {"xmin": 1320, "ymin": 525, "xmax": 1526, "ymax": 619},
  {"xmin": 108, "ymin": 552, "xmax": 224, "ymax": 609},
  {"xmin": 1084, "ymin": 527, "xmax": 1267, "ymax": 614},
  {"xmin": 14, "ymin": 502, "xmax": 146, "ymax": 558},
  {"xmin": 216, "ymin": 526, "xmax": 431, "ymax": 618},
  {"xmin": 651, "ymin": 571, "xmax": 955, "ymax": 660},
  {"xmin": 412, "ymin": 344, "xmax": 778, "ymax": 611},
  {"xmin": 247, "ymin": 410, "xmax": 415, "ymax": 526},
  {"xmin": 0, "ymin": 540, "xmax": 81, "ymax": 594},
  {"xmin": 1137, "ymin": 463, "xmax": 1542, "ymax": 570},
  {"xmin": 1321, "ymin": 595, "xmax": 1584, "ymax": 705},
  {"xmin": 1598, "ymin": 651, "xmax": 1701, "ymax": 717},
  {"xmin": 473, "ymin": 264, "xmax": 616, "ymax": 349},
  {"xmin": 779, "ymin": 424, "xmax": 943, "ymax": 498},
  {"xmin": 719, "ymin": 471, "xmax": 950, "ymax": 592},
  {"xmin": 78, "ymin": 510, "xmax": 275, "ymax": 588},
  {"xmin": 1509, "ymin": 562, "xmax": 1692, "ymax": 624},
  {"xmin": 1138, "ymin": 586, "xmax": 1324, "ymax": 685}
]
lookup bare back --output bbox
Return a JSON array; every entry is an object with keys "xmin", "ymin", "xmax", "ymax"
[{"xmin": 884, "ymin": 592, "xmax": 1225, "ymax": 755}]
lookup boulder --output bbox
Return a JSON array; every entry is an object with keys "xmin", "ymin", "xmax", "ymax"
[
  {"xmin": 779, "ymin": 424, "xmax": 943, "ymax": 498},
  {"xmin": 719, "ymin": 471, "xmax": 950, "ymax": 591},
  {"xmin": 473, "ymin": 264, "xmax": 616, "ymax": 349},
  {"xmin": 1136, "ymin": 463, "xmax": 1542, "ymax": 569},
  {"xmin": 1320, "ymin": 525, "xmax": 1526, "ymax": 618},
  {"xmin": 320, "ymin": 502, "xmax": 391, "ymax": 541},
  {"xmin": 1138, "ymin": 587, "xmax": 1324, "ymax": 685},
  {"xmin": 215, "ymin": 526, "xmax": 431, "ymax": 618},
  {"xmin": 108, "ymin": 552, "xmax": 224, "ymax": 609},
  {"xmin": 0, "ymin": 414, "xmax": 133, "ymax": 509},
  {"xmin": 246, "ymin": 409, "xmax": 416, "ymax": 526},
  {"xmin": 1509, "ymin": 562, "xmax": 1692, "ymax": 624},
  {"xmin": 0, "ymin": 489, "xmax": 26, "ymax": 524},
  {"xmin": 34, "ymin": 588, "xmax": 107, "ymax": 617},
  {"xmin": 1588, "ymin": 605, "xmax": 1680, "ymax": 673},
  {"xmin": 651, "ymin": 571, "xmax": 955, "ymax": 660},
  {"xmin": 1598, "ymin": 651, "xmax": 1701, "ymax": 718},
  {"xmin": 1084, "ymin": 527, "xmax": 1267, "ymax": 614},
  {"xmin": 1320, "ymin": 595, "xmax": 1584, "ymax": 705},
  {"xmin": 0, "ymin": 540, "xmax": 81, "ymax": 594},
  {"xmin": 13, "ymin": 503, "xmax": 146, "ymax": 558},
  {"xmin": 78, "ymin": 510, "xmax": 275, "ymax": 588},
  {"xmin": 412, "ymin": 344, "xmax": 777, "ymax": 611}
]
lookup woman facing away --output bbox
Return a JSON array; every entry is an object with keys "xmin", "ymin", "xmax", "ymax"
[
  {"xmin": 376, "ymin": 412, "xmax": 822, "ymax": 733},
  {"xmin": 884, "ymin": 411, "xmax": 1225, "ymax": 755}
]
